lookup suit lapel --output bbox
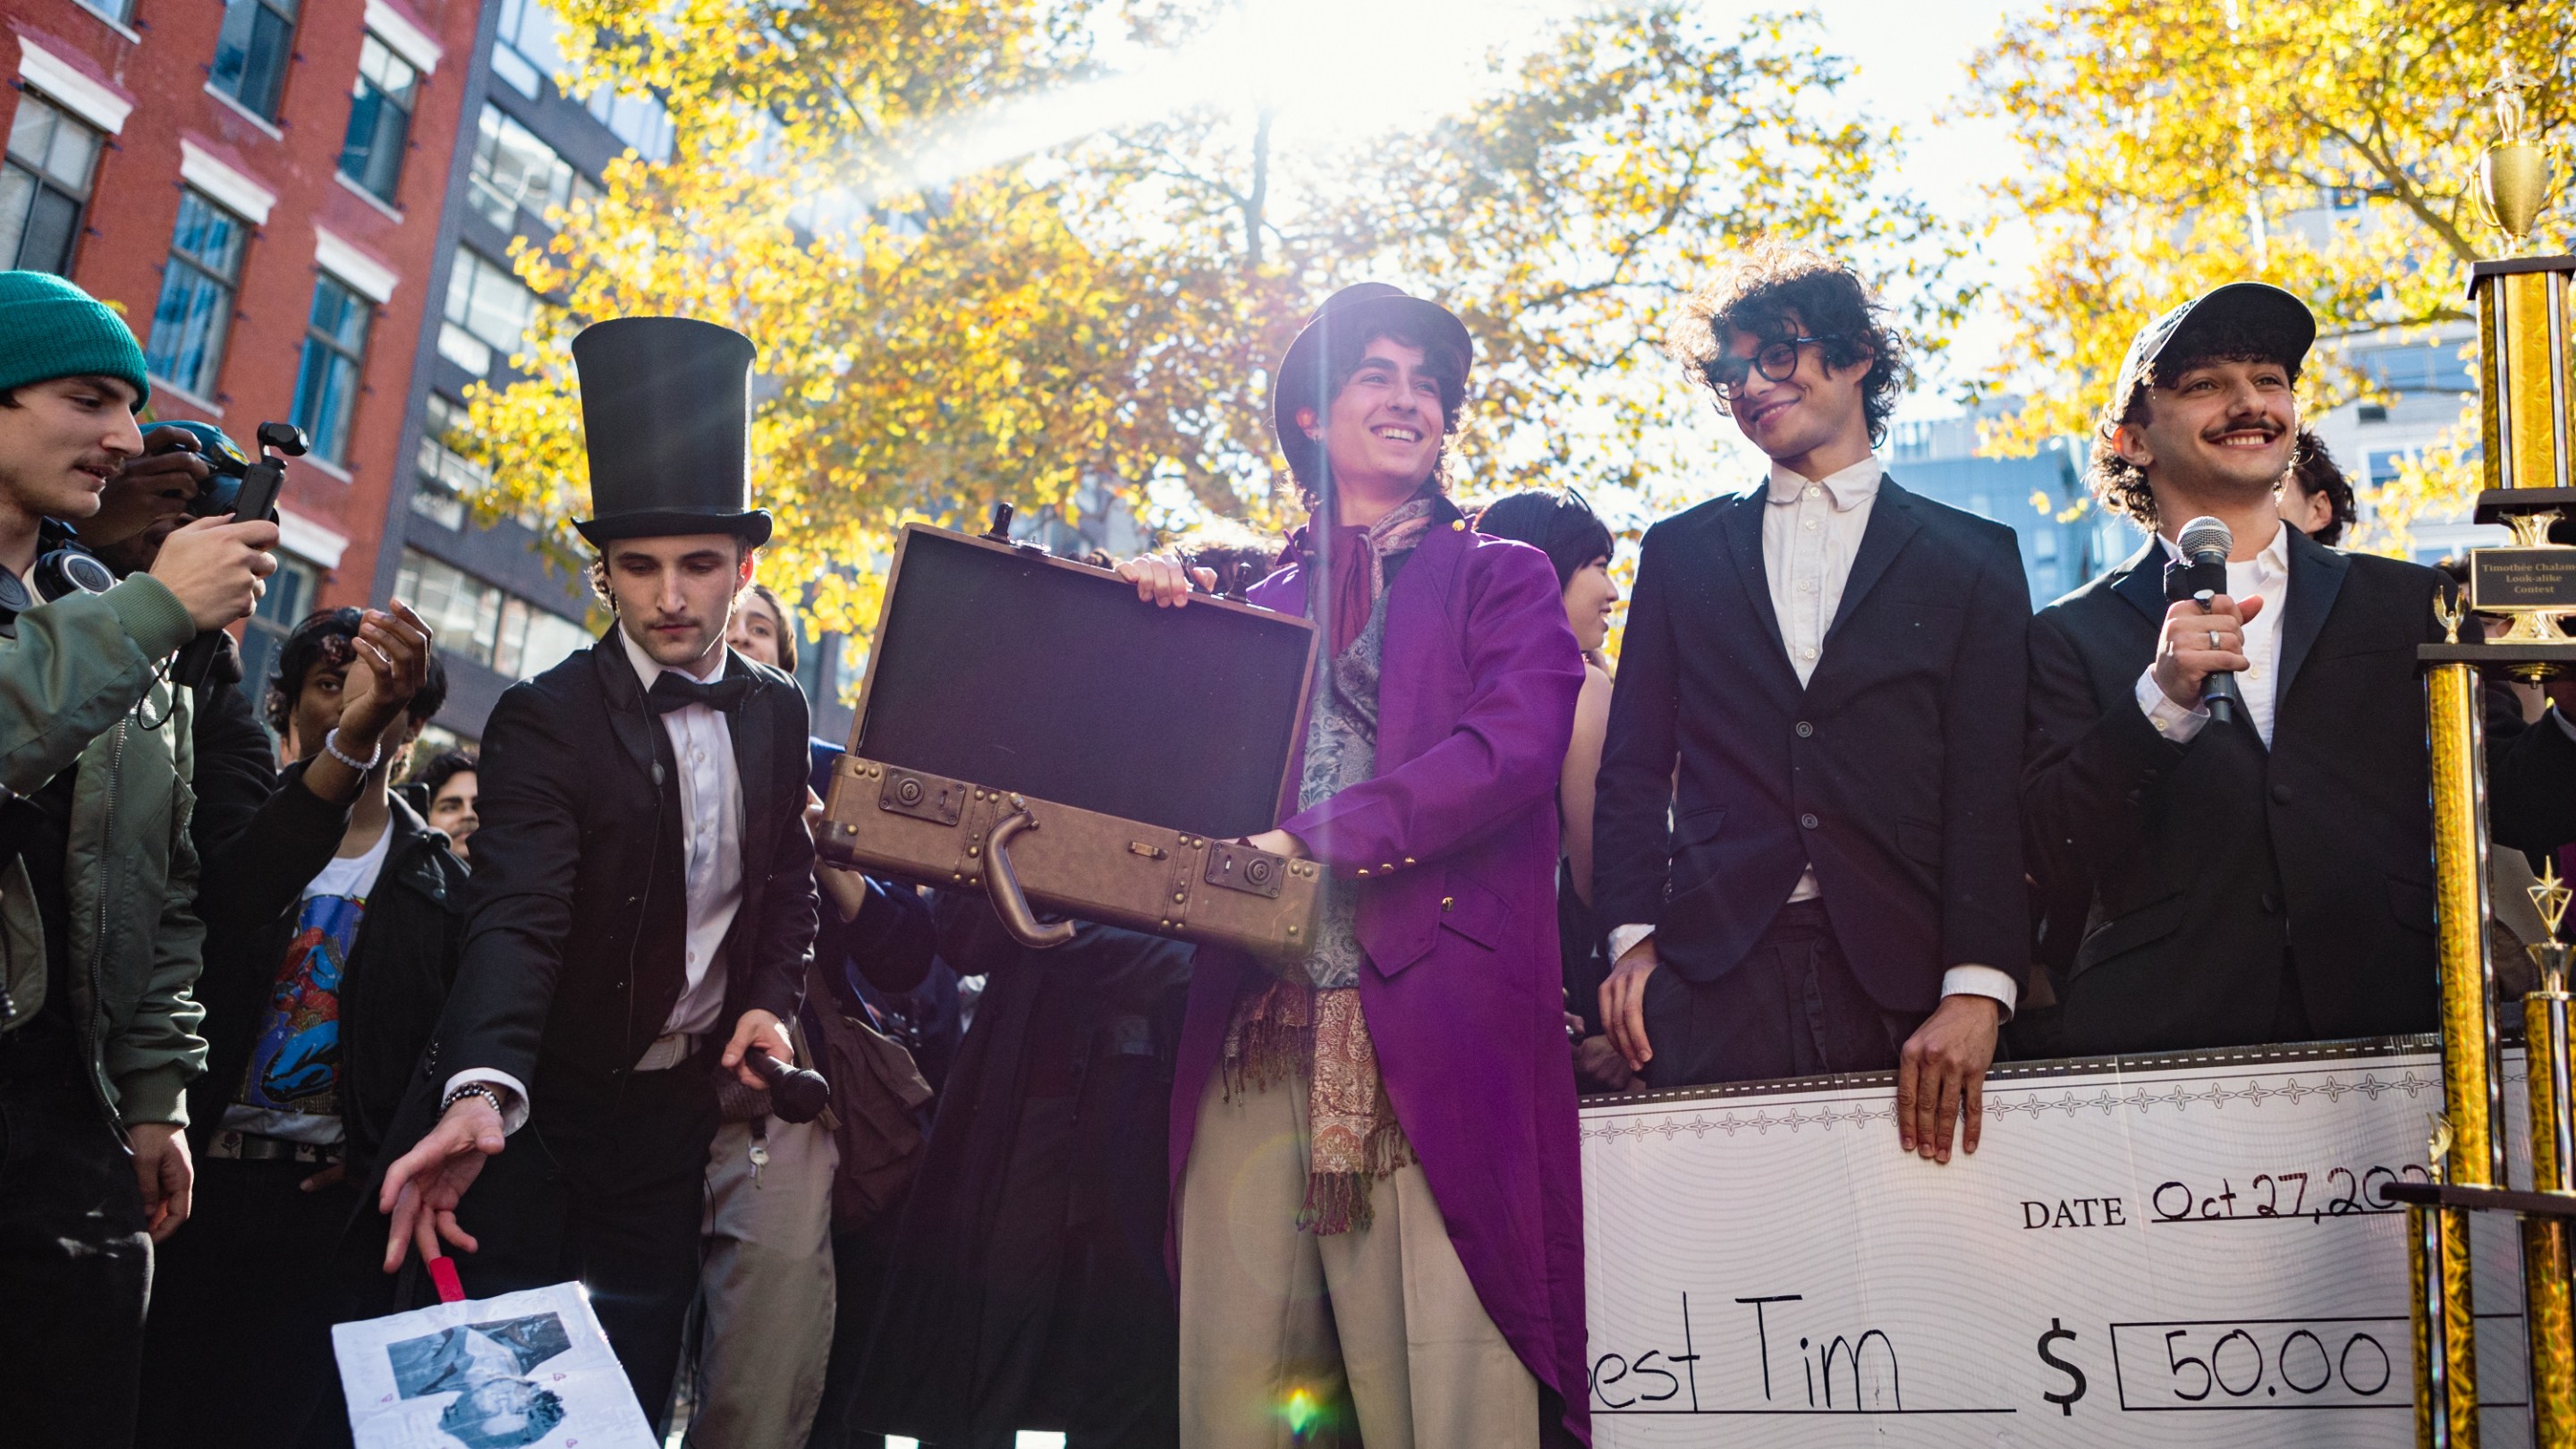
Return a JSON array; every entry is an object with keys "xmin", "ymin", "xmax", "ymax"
[
  {"xmin": 2109, "ymin": 538, "xmax": 2169, "ymax": 626},
  {"xmin": 728, "ymin": 651, "xmax": 780, "ymax": 887},
  {"xmin": 1821, "ymin": 477, "xmax": 1923, "ymax": 648},
  {"xmin": 589, "ymin": 634, "xmax": 665, "ymax": 784},
  {"xmin": 1717, "ymin": 487, "xmax": 1790, "ymax": 666},
  {"xmin": 2275, "ymin": 525, "xmax": 2348, "ymax": 700}
]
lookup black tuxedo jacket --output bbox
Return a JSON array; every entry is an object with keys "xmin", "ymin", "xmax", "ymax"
[
  {"xmin": 1593, "ymin": 478, "xmax": 2032, "ymax": 1013},
  {"xmin": 2023, "ymin": 529, "xmax": 2482, "ymax": 1054},
  {"xmin": 423, "ymin": 635, "xmax": 819, "ymax": 1093}
]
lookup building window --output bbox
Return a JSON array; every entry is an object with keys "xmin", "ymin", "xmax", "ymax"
[
  {"xmin": 0, "ymin": 94, "xmax": 101, "ymax": 275},
  {"xmin": 210, "ymin": 0, "xmax": 300, "ymax": 123},
  {"xmin": 291, "ymin": 274, "xmax": 371, "ymax": 464},
  {"xmin": 466, "ymin": 105, "xmax": 596, "ymax": 231},
  {"xmin": 411, "ymin": 393, "xmax": 487, "ymax": 529},
  {"xmin": 78, "ymin": 0, "xmax": 137, "ymax": 24},
  {"xmin": 439, "ymin": 250, "xmax": 542, "ymax": 375},
  {"xmin": 395, "ymin": 549, "xmax": 590, "ymax": 680},
  {"xmin": 143, "ymin": 190, "xmax": 250, "ymax": 400},
  {"xmin": 488, "ymin": 0, "xmax": 564, "ymax": 98},
  {"xmin": 337, "ymin": 35, "xmax": 421, "ymax": 205},
  {"xmin": 584, "ymin": 87, "xmax": 674, "ymax": 163},
  {"xmin": 240, "ymin": 554, "xmax": 319, "ymax": 701}
]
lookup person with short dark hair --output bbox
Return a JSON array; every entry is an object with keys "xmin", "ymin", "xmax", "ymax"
[
  {"xmin": 0, "ymin": 270, "xmax": 279, "ymax": 1448},
  {"xmin": 2022, "ymin": 284, "xmax": 2489, "ymax": 1055},
  {"xmin": 373, "ymin": 319, "xmax": 819, "ymax": 1434},
  {"xmin": 411, "ymin": 750, "xmax": 480, "ymax": 860},
  {"xmin": 1472, "ymin": 491, "xmax": 1627, "ymax": 1090},
  {"xmin": 1593, "ymin": 245, "xmax": 2030, "ymax": 1162},
  {"xmin": 137, "ymin": 602, "xmax": 455, "ymax": 1448},
  {"xmin": 2279, "ymin": 427, "xmax": 2357, "ymax": 547},
  {"xmin": 1120, "ymin": 284, "xmax": 1589, "ymax": 1446}
]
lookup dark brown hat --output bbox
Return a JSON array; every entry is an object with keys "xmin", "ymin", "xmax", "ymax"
[
  {"xmin": 1269, "ymin": 283, "xmax": 1472, "ymax": 462},
  {"xmin": 572, "ymin": 316, "xmax": 773, "ymax": 547}
]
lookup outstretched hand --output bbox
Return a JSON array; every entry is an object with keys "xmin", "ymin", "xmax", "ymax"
[{"xmin": 379, "ymin": 1093, "xmax": 506, "ymax": 1273}]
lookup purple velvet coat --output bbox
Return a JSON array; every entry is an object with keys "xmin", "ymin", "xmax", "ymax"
[{"xmin": 1167, "ymin": 513, "xmax": 1593, "ymax": 1444}]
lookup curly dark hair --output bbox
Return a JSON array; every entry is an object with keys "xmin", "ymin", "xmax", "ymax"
[
  {"xmin": 1665, "ymin": 243, "xmax": 1911, "ymax": 447},
  {"xmin": 2086, "ymin": 318, "xmax": 2308, "ymax": 529},
  {"xmin": 1472, "ymin": 490, "xmax": 1613, "ymax": 591},
  {"xmin": 409, "ymin": 747, "xmax": 478, "ymax": 801},
  {"xmin": 1170, "ymin": 519, "xmax": 1284, "ymax": 597},
  {"xmin": 1278, "ymin": 318, "xmax": 1468, "ymax": 508},
  {"xmin": 268, "ymin": 606, "xmax": 449, "ymax": 737},
  {"xmin": 2284, "ymin": 426, "xmax": 2356, "ymax": 547}
]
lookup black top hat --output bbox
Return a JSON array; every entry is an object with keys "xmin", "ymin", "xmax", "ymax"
[
  {"xmin": 2106, "ymin": 282, "xmax": 2316, "ymax": 419},
  {"xmin": 572, "ymin": 316, "xmax": 774, "ymax": 547},
  {"xmin": 1269, "ymin": 283, "xmax": 1473, "ymax": 459}
]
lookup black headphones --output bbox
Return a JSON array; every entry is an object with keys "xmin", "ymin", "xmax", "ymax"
[{"xmin": 0, "ymin": 521, "xmax": 115, "ymax": 638}]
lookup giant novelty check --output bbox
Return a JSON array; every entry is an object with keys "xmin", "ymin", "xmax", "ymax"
[{"xmin": 1580, "ymin": 1038, "xmax": 2543, "ymax": 1447}]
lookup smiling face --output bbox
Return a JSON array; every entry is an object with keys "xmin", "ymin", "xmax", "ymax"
[
  {"xmin": 2118, "ymin": 355, "xmax": 2299, "ymax": 511},
  {"xmin": 1298, "ymin": 335, "xmax": 1447, "ymax": 514},
  {"xmin": 1563, "ymin": 555, "xmax": 1617, "ymax": 653},
  {"xmin": 1720, "ymin": 317, "xmax": 1872, "ymax": 476},
  {"xmin": 603, "ymin": 534, "xmax": 754, "ymax": 674},
  {"xmin": 0, "ymin": 375, "xmax": 142, "ymax": 527}
]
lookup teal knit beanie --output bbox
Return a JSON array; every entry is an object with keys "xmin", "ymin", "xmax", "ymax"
[{"xmin": 0, "ymin": 271, "xmax": 148, "ymax": 411}]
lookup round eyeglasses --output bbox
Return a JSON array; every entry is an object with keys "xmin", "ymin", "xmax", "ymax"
[{"xmin": 1704, "ymin": 335, "xmax": 1831, "ymax": 400}]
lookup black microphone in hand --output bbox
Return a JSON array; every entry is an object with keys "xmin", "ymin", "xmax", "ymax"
[
  {"xmin": 2165, "ymin": 514, "xmax": 2241, "ymax": 726},
  {"xmin": 746, "ymin": 1047, "xmax": 831, "ymax": 1123}
]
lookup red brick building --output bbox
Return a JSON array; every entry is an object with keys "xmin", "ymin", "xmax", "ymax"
[{"xmin": 0, "ymin": 0, "xmax": 479, "ymax": 678}]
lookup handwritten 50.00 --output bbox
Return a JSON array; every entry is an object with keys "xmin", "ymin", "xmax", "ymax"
[{"xmin": 2148, "ymin": 1165, "xmax": 2430, "ymax": 1224}]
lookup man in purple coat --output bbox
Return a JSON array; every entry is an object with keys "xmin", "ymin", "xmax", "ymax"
[{"xmin": 1123, "ymin": 284, "xmax": 1589, "ymax": 1446}]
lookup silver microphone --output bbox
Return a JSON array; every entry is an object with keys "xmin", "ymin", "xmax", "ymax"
[{"xmin": 2174, "ymin": 515, "xmax": 2242, "ymax": 725}]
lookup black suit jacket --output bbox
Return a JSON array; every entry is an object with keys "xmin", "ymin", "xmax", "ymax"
[
  {"xmin": 2493, "ymin": 706, "xmax": 2576, "ymax": 857},
  {"xmin": 424, "ymin": 635, "xmax": 819, "ymax": 1092},
  {"xmin": 2023, "ymin": 529, "xmax": 2479, "ymax": 1054},
  {"xmin": 1593, "ymin": 478, "xmax": 2032, "ymax": 1013}
]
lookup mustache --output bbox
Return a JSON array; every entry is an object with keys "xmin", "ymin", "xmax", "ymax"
[{"xmin": 2202, "ymin": 415, "xmax": 2285, "ymax": 441}]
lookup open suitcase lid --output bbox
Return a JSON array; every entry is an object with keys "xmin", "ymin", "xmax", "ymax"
[{"xmin": 847, "ymin": 521, "xmax": 1318, "ymax": 842}]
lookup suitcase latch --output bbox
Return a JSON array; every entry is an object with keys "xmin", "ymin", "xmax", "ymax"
[
  {"xmin": 879, "ymin": 768, "xmax": 964, "ymax": 826},
  {"xmin": 1204, "ymin": 840, "xmax": 1287, "ymax": 899}
]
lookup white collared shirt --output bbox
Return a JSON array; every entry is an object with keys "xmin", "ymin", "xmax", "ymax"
[
  {"xmin": 620, "ymin": 627, "xmax": 748, "ymax": 1041},
  {"xmin": 1609, "ymin": 453, "xmax": 2015, "ymax": 1016},
  {"xmin": 2134, "ymin": 521, "xmax": 2292, "ymax": 749},
  {"xmin": 445, "ymin": 627, "xmax": 748, "ymax": 1132}
]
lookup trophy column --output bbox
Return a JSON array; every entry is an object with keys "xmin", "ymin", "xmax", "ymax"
[{"xmin": 2388, "ymin": 52, "xmax": 2576, "ymax": 1449}]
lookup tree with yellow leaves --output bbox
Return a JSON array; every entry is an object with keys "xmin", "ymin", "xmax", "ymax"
[
  {"xmin": 1967, "ymin": 0, "xmax": 2569, "ymax": 544},
  {"xmin": 460, "ymin": 1, "xmax": 1967, "ymax": 640}
]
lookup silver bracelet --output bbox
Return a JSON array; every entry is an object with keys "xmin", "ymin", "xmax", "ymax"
[
  {"xmin": 323, "ymin": 726, "xmax": 382, "ymax": 773},
  {"xmin": 441, "ymin": 1083, "xmax": 506, "ymax": 1119}
]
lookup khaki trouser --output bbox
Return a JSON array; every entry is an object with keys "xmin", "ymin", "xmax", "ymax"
[
  {"xmin": 690, "ymin": 1114, "xmax": 838, "ymax": 1448},
  {"xmin": 1177, "ymin": 1070, "xmax": 1538, "ymax": 1449}
]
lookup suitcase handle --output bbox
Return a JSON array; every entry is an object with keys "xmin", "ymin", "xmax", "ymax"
[{"xmin": 986, "ymin": 809, "xmax": 1077, "ymax": 950}]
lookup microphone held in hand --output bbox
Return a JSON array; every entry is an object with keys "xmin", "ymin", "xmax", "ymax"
[
  {"xmin": 746, "ymin": 1046, "xmax": 831, "ymax": 1123},
  {"xmin": 2165, "ymin": 514, "xmax": 2241, "ymax": 726}
]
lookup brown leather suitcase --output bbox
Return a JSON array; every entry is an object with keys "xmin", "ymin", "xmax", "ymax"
[{"xmin": 817, "ymin": 519, "xmax": 1321, "ymax": 959}]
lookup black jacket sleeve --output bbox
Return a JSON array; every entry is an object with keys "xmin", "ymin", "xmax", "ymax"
[
  {"xmin": 741, "ymin": 691, "xmax": 821, "ymax": 1028},
  {"xmin": 439, "ymin": 684, "xmax": 589, "ymax": 1086},
  {"xmin": 187, "ymin": 666, "xmax": 284, "ymax": 884},
  {"xmin": 2494, "ymin": 705, "xmax": 2576, "ymax": 855},
  {"xmin": 191, "ymin": 756, "xmax": 352, "ymax": 938},
  {"xmin": 1938, "ymin": 532, "xmax": 2033, "ymax": 979},
  {"xmin": 1590, "ymin": 521, "xmax": 1683, "ymax": 933},
  {"xmin": 2021, "ymin": 606, "xmax": 2187, "ymax": 917}
]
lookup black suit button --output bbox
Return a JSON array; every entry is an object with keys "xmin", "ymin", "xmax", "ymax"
[
  {"xmin": 2272, "ymin": 784, "xmax": 2294, "ymax": 805},
  {"xmin": 1800, "ymin": 813, "xmax": 1819, "ymax": 829},
  {"xmin": 1795, "ymin": 721, "xmax": 1814, "ymax": 738},
  {"xmin": 613, "ymin": 979, "xmax": 626, "ymax": 992}
]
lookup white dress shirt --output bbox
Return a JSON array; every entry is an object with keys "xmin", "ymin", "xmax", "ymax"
[
  {"xmin": 445, "ymin": 629, "xmax": 748, "ymax": 1132},
  {"xmin": 2133, "ymin": 521, "xmax": 2291, "ymax": 749},
  {"xmin": 1610, "ymin": 453, "xmax": 2016, "ymax": 1015}
]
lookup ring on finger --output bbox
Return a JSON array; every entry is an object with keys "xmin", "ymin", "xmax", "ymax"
[{"xmin": 2208, "ymin": 630, "xmax": 2222, "ymax": 649}]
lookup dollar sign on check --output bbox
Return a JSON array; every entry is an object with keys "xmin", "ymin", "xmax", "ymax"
[{"xmin": 2038, "ymin": 1318, "xmax": 2086, "ymax": 1414}]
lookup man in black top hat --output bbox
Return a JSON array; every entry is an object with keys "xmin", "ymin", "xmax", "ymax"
[
  {"xmin": 2022, "ymin": 284, "xmax": 2482, "ymax": 1055},
  {"xmin": 372, "ymin": 317, "xmax": 818, "ymax": 1428}
]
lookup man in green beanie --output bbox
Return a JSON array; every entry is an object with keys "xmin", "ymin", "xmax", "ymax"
[{"xmin": 0, "ymin": 270, "xmax": 282, "ymax": 1447}]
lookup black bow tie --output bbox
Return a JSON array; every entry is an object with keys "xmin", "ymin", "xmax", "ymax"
[{"xmin": 648, "ymin": 671, "xmax": 752, "ymax": 715}]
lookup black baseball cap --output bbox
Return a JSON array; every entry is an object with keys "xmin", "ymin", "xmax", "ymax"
[{"xmin": 2106, "ymin": 282, "xmax": 2316, "ymax": 418}]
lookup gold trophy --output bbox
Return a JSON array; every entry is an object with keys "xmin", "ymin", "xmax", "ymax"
[
  {"xmin": 2407, "ymin": 44, "xmax": 2576, "ymax": 1449},
  {"xmin": 2529, "ymin": 864, "xmax": 2576, "ymax": 1445}
]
